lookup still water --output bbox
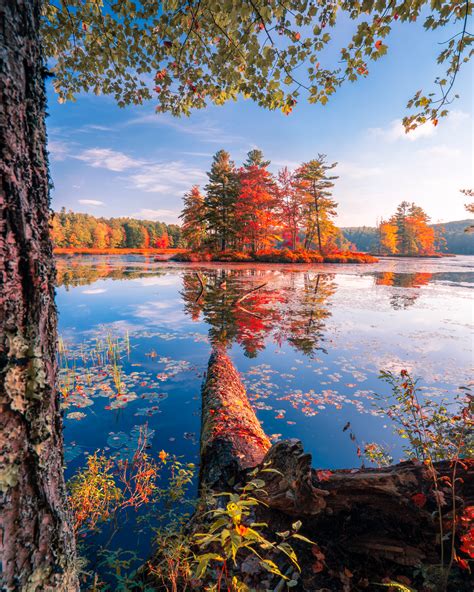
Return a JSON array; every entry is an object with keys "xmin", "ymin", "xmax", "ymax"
[{"xmin": 56, "ymin": 254, "xmax": 473, "ymax": 575}]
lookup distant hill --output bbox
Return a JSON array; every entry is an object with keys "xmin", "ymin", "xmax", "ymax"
[{"xmin": 341, "ymin": 220, "xmax": 474, "ymax": 255}]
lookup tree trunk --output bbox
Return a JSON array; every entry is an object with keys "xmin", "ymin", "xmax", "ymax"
[{"xmin": 0, "ymin": 1, "xmax": 78, "ymax": 589}]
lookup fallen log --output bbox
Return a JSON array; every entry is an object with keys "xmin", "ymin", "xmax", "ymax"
[
  {"xmin": 199, "ymin": 348, "xmax": 271, "ymax": 488},
  {"xmin": 197, "ymin": 352, "xmax": 473, "ymax": 590},
  {"xmin": 257, "ymin": 439, "xmax": 474, "ymax": 569}
]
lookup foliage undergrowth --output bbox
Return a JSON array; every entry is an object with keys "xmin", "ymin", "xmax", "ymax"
[
  {"xmin": 172, "ymin": 248, "xmax": 377, "ymax": 264},
  {"xmin": 375, "ymin": 370, "xmax": 473, "ymax": 588}
]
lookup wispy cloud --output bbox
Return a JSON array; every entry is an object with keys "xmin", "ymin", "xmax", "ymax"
[
  {"xmin": 130, "ymin": 208, "xmax": 180, "ymax": 223},
  {"xmin": 368, "ymin": 110, "xmax": 470, "ymax": 143},
  {"xmin": 128, "ymin": 161, "xmax": 207, "ymax": 194},
  {"xmin": 75, "ymin": 148, "xmax": 143, "ymax": 171},
  {"xmin": 78, "ymin": 199, "xmax": 105, "ymax": 206},
  {"xmin": 48, "ymin": 139, "xmax": 71, "ymax": 161},
  {"xmin": 82, "ymin": 288, "xmax": 107, "ymax": 294},
  {"xmin": 80, "ymin": 124, "xmax": 115, "ymax": 133},
  {"xmin": 369, "ymin": 119, "xmax": 437, "ymax": 142},
  {"xmin": 416, "ymin": 145, "xmax": 462, "ymax": 158},
  {"xmin": 126, "ymin": 113, "xmax": 244, "ymax": 144},
  {"xmin": 337, "ymin": 162, "xmax": 383, "ymax": 179}
]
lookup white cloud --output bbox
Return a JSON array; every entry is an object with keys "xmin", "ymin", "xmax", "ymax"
[
  {"xmin": 48, "ymin": 140, "xmax": 70, "ymax": 161},
  {"xmin": 80, "ymin": 124, "xmax": 114, "ymax": 132},
  {"xmin": 416, "ymin": 145, "xmax": 462, "ymax": 158},
  {"xmin": 337, "ymin": 162, "xmax": 383, "ymax": 179},
  {"xmin": 128, "ymin": 161, "xmax": 207, "ymax": 194},
  {"xmin": 75, "ymin": 148, "xmax": 142, "ymax": 171},
  {"xmin": 369, "ymin": 119, "xmax": 437, "ymax": 142},
  {"xmin": 368, "ymin": 110, "xmax": 470, "ymax": 143},
  {"xmin": 131, "ymin": 208, "xmax": 180, "ymax": 223},
  {"xmin": 78, "ymin": 199, "xmax": 105, "ymax": 206},
  {"xmin": 126, "ymin": 113, "xmax": 244, "ymax": 143},
  {"xmin": 82, "ymin": 288, "xmax": 107, "ymax": 294}
]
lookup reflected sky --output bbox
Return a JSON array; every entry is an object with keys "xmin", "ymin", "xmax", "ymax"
[
  {"xmin": 56, "ymin": 254, "xmax": 473, "ymax": 474},
  {"xmin": 55, "ymin": 254, "xmax": 473, "ymax": 579}
]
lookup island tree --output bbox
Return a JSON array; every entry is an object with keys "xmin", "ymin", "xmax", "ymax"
[
  {"xmin": 276, "ymin": 167, "xmax": 306, "ymax": 251},
  {"xmin": 235, "ymin": 150, "xmax": 278, "ymax": 251},
  {"xmin": 204, "ymin": 150, "xmax": 240, "ymax": 251},
  {"xmin": 180, "ymin": 185, "xmax": 206, "ymax": 250},
  {"xmin": 297, "ymin": 156, "xmax": 339, "ymax": 253},
  {"xmin": 381, "ymin": 201, "xmax": 437, "ymax": 256}
]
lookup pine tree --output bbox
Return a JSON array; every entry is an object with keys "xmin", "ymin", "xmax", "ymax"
[
  {"xmin": 297, "ymin": 155, "xmax": 338, "ymax": 253},
  {"xmin": 243, "ymin": 148, "xmax": 270, "ymax": 168},
  {"xmin": 386, "ymin": 202, "xmax": 436, "ymax": 255},
  {"xmin": 204, "ymin": 150, "xmax": 239, "ymax": 251},
  {"xmin": 180, "ymin": 185, "xmax": 206, "ymax": 250}
]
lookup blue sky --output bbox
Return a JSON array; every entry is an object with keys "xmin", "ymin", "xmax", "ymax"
[{"xmin": 47, "ymin": 16, "xmax": 473, "ymax": 227}]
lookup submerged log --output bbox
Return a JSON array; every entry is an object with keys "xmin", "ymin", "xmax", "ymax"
[{"xmin": 200, "ymin": 348, "xmax": 271, "ymax": 488}]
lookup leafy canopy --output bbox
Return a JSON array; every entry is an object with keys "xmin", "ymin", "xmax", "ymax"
[{"xmin": 42, "ymin": 1, "xmax": 472, "ymax": 128}]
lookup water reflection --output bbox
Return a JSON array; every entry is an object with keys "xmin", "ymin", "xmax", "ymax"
[
  {"xmin": 374, "ymin": 272, "xmax": 433, "ymax": 310},
  {"xmin": 55, "ymin": 255, "xmax": 161, "ymax": 289},
  {"xmin": 181, "ymin": 269, "xmax": 336, "ymax": 357}
]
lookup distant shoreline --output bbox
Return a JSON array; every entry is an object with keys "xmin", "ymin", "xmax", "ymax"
[{"xmin": 54, "ymin": 247, "xmax": 185, "ymax": 256}]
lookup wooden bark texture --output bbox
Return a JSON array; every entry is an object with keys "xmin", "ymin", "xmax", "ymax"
[
  {"xmin": 200, "ymin": 348, "xmax": 271, "ymax": 489},
  {"xmin": 0, "ymin": 1, "xmax": 78, "ymax": 589}
]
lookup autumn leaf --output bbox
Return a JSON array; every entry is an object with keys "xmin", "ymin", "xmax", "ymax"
[{"xmin": 411, "ymin": 492, "xmax": 427, "ymax": 508}]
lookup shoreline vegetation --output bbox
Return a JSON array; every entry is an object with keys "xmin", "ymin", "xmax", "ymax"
[
  {"xmin": 171, "ymin": 248, "xmax": 378, "ymax": 264},
  {"xmin": 53, "ymin": 247, "xmax": 185, "ymax": 255},
  {"xmin": 53, "ymin": 247, "xmax": 460, "ymax": 262},
  {"xmin": 53, "ymin": 246, "xmax": 378, "ymax": 263}
]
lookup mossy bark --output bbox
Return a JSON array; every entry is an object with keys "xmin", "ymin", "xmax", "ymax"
[{"xmin": 0, "ymin": 1, "xmax": 78, "ymax": 589}]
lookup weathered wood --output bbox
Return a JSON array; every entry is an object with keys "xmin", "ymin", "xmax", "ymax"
[
  {"xmin": 199, "ymin": 348, "xmax": 271, "ymax": 488},
  {"xmin": 0, "ymin": 1, "xmax": 78, "ymax": 589},
  {"xmin": 257, "ymin": 440, "xmax": 473, "ymax": 568},
  {"xmin": 198, "ymin": 351, "xmax": 473, "ymax": 588}
]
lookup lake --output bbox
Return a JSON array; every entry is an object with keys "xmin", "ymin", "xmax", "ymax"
[{"xmin": 56, "ymin": 254, "xmax": 473, "ymax": 579}]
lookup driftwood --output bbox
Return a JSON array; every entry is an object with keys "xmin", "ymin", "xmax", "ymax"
[{"xmin": 197, "ymin": 351, "xmax": 473, "ymax": 590}]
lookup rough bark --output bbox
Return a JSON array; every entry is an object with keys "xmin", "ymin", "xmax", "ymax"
[
  {"xmin": 199, "ymin": 348, "xmax": 271, "ymax": 489},
  {"xmin": 0, "ymin": 1, "xmax": 78, "ymax": 589}
]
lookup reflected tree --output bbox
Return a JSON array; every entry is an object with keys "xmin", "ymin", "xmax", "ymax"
[
  {"xmin": 181, "ymin": 269, "xmax": 335, "ymax": 358},
  {"xmin": 375, "ymin": 272, "xmax": 433, "ymax": 309}
]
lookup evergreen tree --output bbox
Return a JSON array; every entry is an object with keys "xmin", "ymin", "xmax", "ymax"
[
  {"xmin": 180, "ymin": 186, "xmax": 206, "ymax": 250},
  {"xmin": 204, "ymin": 150, "xmax": 239, "ymax": 251},
  {"xmin": 243, "ymin": 148, "xmax": 270, "ymax": 168},
  {"xmin": 123, "ymin": 220, "xmax": 145, "ymax": 248},
  {"xmin": 297, "ymin": 155, "xmax": 338, "ymax": 253},
  {"xmin": 382, "ymin": 202, "xmax": 436, "ymax": 255}
]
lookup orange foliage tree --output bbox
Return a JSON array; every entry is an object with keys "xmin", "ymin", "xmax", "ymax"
[
  {"xmin": 379, "ymin": 201, "xmax": 437, "ymax": 256},
  {"xmin": 235, "ymin": 152, "xmax": 278, "ymax": 252}
]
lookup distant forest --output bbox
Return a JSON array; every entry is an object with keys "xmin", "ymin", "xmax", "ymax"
[
  {"xmin": 50, "ymin": 208, "xmax": 182, "ymax": 249},
  {"xmin": 342, "ymin": 219, "xmax": 474, "ymax": 255}
]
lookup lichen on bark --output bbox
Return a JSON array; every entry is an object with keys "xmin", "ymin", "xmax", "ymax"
[{"xmin": 0, "ymin": 1, "xmax": 78, "ymax": 589}]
